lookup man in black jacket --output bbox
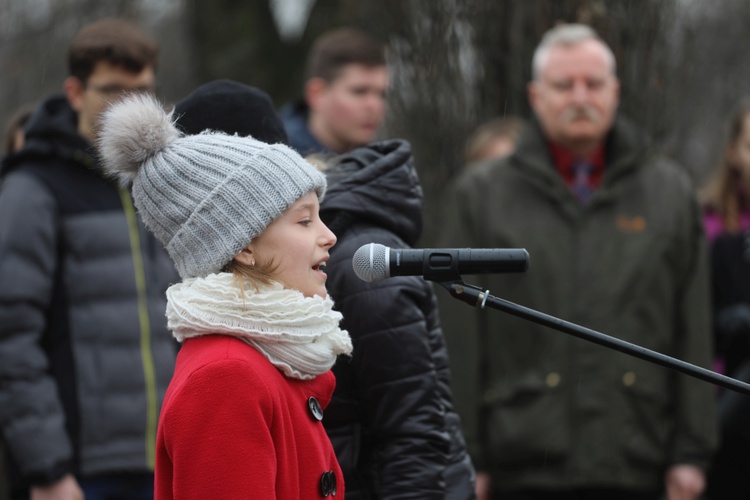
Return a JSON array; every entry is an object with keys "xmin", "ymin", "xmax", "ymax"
[{"xmin": 0, "ymin": 19, "xmax": 177, "ymax": 500}]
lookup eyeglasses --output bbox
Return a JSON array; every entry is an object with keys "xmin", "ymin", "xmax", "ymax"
[{"xmin": 86, "ymin": 83, "xmax": 156, "ymax": 98}]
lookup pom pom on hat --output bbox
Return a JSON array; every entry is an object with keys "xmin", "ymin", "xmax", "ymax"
[
  {"xmin": 98, "ymin": 93, "xmax": 179, "ymax": 185},
  {"xmin": 97, "ymin": 93, "xmax": 327, "ymax": 279}
]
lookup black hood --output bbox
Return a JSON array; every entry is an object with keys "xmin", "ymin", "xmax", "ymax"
[
  {"xmin": 320, "ymin": 139, "xmax": 423, "ymax": 246},
  {"xmin": 2, "ymin": 94, "xmax": 93, "ymax": 177}
]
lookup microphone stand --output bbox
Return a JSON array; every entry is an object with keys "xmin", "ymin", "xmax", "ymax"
[{"xmin": 436, "ymin": 279, "xmax": 750, "ymax": 397}]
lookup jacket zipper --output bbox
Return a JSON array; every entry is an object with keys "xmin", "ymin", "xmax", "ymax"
[{"xmin": 118, "ymin": 187, "xmax": 158, "ymax": 470}]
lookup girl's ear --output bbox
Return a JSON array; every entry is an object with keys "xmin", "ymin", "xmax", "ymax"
[{"xmin": 234, "ymin": 247, "xmax": 255, "ymax": 267}]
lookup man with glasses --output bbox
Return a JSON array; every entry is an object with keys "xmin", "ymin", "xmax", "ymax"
[{"xmin": 0, "ymin": 19, "xmax": 177, "ymax": 500}]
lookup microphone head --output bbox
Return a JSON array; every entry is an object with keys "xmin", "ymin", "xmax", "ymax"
[{"xmin": 352, "ymin": 243, "xmax": 389, "ymax": 282}]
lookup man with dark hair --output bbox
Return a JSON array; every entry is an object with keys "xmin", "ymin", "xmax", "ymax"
[
  {"xmin": 440, "ymin": 23, "xmax": 716, "ymax": 500},
  {"xmin": 0, "ymin": 19, "xmax": 177, "ymax": 500},
  {"xmin": 64, "ymin": 19, "xmax": 158, "ymax": 143},
  {"xmin": 281, "ymin": 27, "xmax": 389, "ymax": 156}
]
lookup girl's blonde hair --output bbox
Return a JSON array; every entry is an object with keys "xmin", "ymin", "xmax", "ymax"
[{"xmin": 224, "ymin": 258, "xmax": 279, "ymax": 295}]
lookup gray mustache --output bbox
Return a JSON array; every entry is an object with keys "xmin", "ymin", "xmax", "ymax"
[{"xmin": 561, "ymin": 106, "xmax": 601, "ymax": 123}]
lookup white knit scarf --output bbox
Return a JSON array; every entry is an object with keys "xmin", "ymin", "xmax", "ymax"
[{"xmin": 166, "ymin": 273, "xmax": 352, "ymax": 380}]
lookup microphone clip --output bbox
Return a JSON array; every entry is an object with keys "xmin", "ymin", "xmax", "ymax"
[{"xmin": 436, "ymin": 280, "xmax": 491, "ymax": 308}]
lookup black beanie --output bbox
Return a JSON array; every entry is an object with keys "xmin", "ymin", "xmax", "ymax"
[{"xmin": 174, "ymin": 79, "xmax": 289, "ymax": 145}]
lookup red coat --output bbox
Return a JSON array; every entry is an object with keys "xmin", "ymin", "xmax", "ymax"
[{"xmin": 155, "ymin": 335, "xmax": 344, "ymax": 499}]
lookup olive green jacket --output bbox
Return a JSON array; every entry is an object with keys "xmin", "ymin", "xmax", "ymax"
[{"xmin": 437, "ymin": 117, "xmax": 717, "ymax": 491}]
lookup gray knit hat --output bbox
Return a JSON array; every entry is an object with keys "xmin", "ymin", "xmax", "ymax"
[{"xmin": 97, "ymin": 93, "xmax": 326, "ymax": 279}]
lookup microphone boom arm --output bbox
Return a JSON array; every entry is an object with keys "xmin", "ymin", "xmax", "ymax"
[{"xmin": 438, "ymin": 279, "xmax": 750, "ymax": 396}]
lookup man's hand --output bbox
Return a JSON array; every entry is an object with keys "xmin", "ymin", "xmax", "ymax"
[
  {"xmin": 30, "ymin": 474, "xmax": 84, "ymax": 500},
  {"xmin": 665, "ymin": 464, "xmax": 705, "ymax": 500}
]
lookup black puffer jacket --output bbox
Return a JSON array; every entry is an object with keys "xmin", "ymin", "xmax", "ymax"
[{"xmin": 320, "ymin": 140, "xmax": 476, "ymax": 499}]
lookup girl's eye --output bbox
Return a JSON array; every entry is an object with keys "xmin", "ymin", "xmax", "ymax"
[{"xmin": 299, "ymin": 219, "xmax": 312, "ymax": 227}]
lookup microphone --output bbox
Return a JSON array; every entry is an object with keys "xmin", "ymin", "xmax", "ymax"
[{"xmin": 352, "ymin": 243, "xmax": 529, "ymax": 282}]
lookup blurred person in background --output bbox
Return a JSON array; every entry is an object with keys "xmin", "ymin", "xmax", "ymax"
[
  {"xmin": 0, "ymin": 19, "xmax": 177, "ymax": 500},
  {"xmin": 701, "ymin": 99, "xmax": 750, "ymax": 500},
  {"xmin": 464, "ymin": 116, "xmax": 524, "ymax": 167},
  {"xmin": 2, "ymin": 103, "xmax": 35, "ymax": 157},
  {"xmin": 701, "ymin": 99, "xmax": 750, "ymax": 378},
  {"xmin": 439, "ymin": 23, "xmax": 716, "ymax": 500},
  {"xmin": 701, "ymin": 99, "xmax": 750, "ymax": 246},
  {"xmin": 281, "ymin": 27, "xmax": 389, "ymax": 157}
]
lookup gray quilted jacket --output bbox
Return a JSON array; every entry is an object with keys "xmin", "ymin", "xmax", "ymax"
[{"xmin": 0, "ymin": 95, "xmax": 178, "ymax": 492}]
